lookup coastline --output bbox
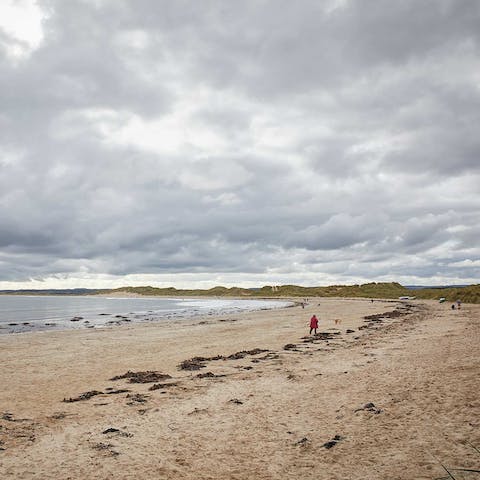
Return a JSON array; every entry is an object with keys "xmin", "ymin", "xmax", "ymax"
[
  {"xmin": 1, "ymin": 297, "xmax": 478, "ymax": 479},
  {"xmin": 0, "ymin": 295, "xmax": 294, "ymax": 335}
]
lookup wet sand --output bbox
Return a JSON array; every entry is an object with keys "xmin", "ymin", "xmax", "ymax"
[{"xmin": 0, "ymin": 298, "xmax": 479, "ymax": 479}]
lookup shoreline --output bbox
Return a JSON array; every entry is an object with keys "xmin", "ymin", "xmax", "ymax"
[
  {"xmin": 0, "ymin": 295, "xmax": 295, "ymax": 335},
  {"xmin": 1, "ymin": 297, "xmax": 478, "ymax": 479}
]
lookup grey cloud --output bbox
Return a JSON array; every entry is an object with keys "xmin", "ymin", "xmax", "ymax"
[{"xmin": 0, "ymin": 0, "xmax": 479, "ymax": 287}]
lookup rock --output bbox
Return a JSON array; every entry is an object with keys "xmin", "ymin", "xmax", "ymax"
[
  {"xmin": 102, "ymin": 428, "xmax": 120, "ymax": 434},
  {"xmin": 322, "ymin": 434, "xmax": 344, "ymax": 449},
  {"xmin": 354, "ymin": 402, "xmax": 382, "ymax": 414},
  {"xmin": 102, "ymin": 428, "xmax": 133, "ymax": 437},
  {"xmin": 295, "ymin": 437, "xmax": 309, "ymax": 446}
]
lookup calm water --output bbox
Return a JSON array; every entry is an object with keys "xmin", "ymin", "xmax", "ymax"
[{"xmin": 0, "ymin": 295, "xmax": 292, "ymax": 334}]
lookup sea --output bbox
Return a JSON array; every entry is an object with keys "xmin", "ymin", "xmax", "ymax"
[{"xmin": 0, "ymin": 295, "xmax": 293, "ymax": 334}]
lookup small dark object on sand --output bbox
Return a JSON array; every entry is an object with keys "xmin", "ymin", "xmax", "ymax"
[
  {"xmin": 92, "ymin": 442, "xmax": 120, "ymax": 456},
  {"xmin": 323, "ymin": 434, "xmax": 344, "ymax": 449},
  {"xmin": 126, "ymin": 393, "xmax": 148, "ymax": 405},
  {"xmin": 323, "ymin": 440, "xmax": 337, "ymax": 449},
  {"xmin": 226, "ymin": 348, "xmax": 269, "ymax": 360},
  {"xmin": 346, "ymin": 329, "xmax": 355, "ymax": 333},
  {"xmin": 148, "ymin": 382, "xmax": 178, "ymax": 391},
  {"xmin": 8, "ymin": 323, "xmax": 18, "ymax": 326},
  {"xmin": 354, "ymin": 402, "xmax": 382, "ymax": 414},
  {"xmin": 283, "ymin": 344, "xmax": 297, "ymax": 350},
  {"xmin": 196, "ymin": 371, "xmax": 227, "ymax": 378},
  {"xmin": 179, "ymin": 357, "xmax": 208, "ymax": 370},
  {"xmin": 295, "ymin": 437, "xmax": 309, "ymax": 446},
  {"xmin": 70, "ymin": 316, "xmax": 83, "ymax": 322},
  {"xmin": 110, "ymin": 371, "xmax": 172, "ymax": 383},
  {"xmin": 363, "ymin": 308, "xmax": 411, "ymax": 322},
  {"xmin": 226, "ymin": 351, "xmax": 248, "ymax": 360},
  {"xmin": 63, "ymin": 390, "xmax": 103, "ymax": 402},
  {"xmin": 229, "ymin": 398, "xmax": 243, "ymax": 405},
  {"xmin": 102, "ymin": 428, "xmax": 133, "ymax": 437},
  {"xmin": 102, "ymin": 428, "xmax": 120, "ymax": 434},
  {"xmin": 302, "ymin": 332, "xmax": 337, "ymax": 342},
  {"xmin": 105, "ymin": 389, "xmax": 130, "ymax": 395}
]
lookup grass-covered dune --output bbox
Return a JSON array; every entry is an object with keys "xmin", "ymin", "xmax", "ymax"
[
  {"xmin": 104, "ymin": 283, "xmax": 480, "ymax": 303},
  {"xmin": 413, "ymin": 284, "xmax": 480, "ymax": 304},
  {"xmin": 2, "ymin": 283, "xmax": 478, "ymax": 303}
]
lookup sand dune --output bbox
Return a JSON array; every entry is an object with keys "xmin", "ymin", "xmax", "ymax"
[{"xmin": 1, "ymin": 298, "xmax": 479, "ymax": 479}]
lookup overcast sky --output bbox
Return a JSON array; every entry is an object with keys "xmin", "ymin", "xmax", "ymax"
[{"xmin": 0, "ymin": 0, "xmax": 479, "ymax": 289}]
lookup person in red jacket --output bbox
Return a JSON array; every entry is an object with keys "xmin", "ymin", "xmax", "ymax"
[{"xmin": 309, "ymin": 314, "xmax": 318, "ymax": 335}]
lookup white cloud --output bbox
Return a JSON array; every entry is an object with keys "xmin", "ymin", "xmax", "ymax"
[{"xmin": 0, "ymin": 0, "xmax": 46, "ymax": 59}]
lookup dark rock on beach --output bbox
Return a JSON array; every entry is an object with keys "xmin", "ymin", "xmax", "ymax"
[
  {"xmin": 354, "ymin": 402, "xmax": 382, "ymax": 414},
  {"xmin": 295, "ymin": 437, "xmax": 309, "ymax": 446},
  {"xmin": 323, "ymin": 434, "xmax": 344, "ymax": 449},
  {"xmin": 102, "ymin": 428, "xmax": 133, "ymax": 437}
]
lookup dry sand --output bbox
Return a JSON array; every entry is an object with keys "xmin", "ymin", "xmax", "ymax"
[{"xmin": 0, "ymin": 297, "xmax": 479, "ymax": 479}]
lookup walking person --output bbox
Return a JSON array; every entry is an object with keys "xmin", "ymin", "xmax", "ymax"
[{"xmin": 309, "ymin": 314, "xmax": 318, "ymax": 335}]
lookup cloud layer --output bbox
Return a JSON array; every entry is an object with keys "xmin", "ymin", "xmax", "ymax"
[{"xmin": 1, "ymin": 0, "xmax": 479, "ymax": 288}]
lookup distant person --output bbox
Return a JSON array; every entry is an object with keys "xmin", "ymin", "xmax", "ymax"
[
  {"xmin": 456, "ymin": 300, "xmax": 462, "ymax": 309},
  {"xmin": 451, "ymin": 304, "xmax": 455, "ymax": 310},
  {"xmin": 310, "ymin": 314, "xmax": 318, "ymax": 335}
]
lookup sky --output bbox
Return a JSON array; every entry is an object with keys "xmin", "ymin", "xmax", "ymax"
[{"xmin": 0, "ymin": 0, "xmax": 479, "ymax": 290}]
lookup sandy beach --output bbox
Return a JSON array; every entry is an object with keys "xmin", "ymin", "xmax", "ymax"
[{"xmin": 0, "ymin": 297, "xmax": 478, "ymax": 479}]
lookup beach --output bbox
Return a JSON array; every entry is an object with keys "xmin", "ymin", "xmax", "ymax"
[{"xmin": 0, "ymin": 297, "xmax": 478, "ymax": 479}]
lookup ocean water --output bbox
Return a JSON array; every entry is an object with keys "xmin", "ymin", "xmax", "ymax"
[{"xmin": 0, "ymin": 295, "xmax": 293, "ymax": 334}]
